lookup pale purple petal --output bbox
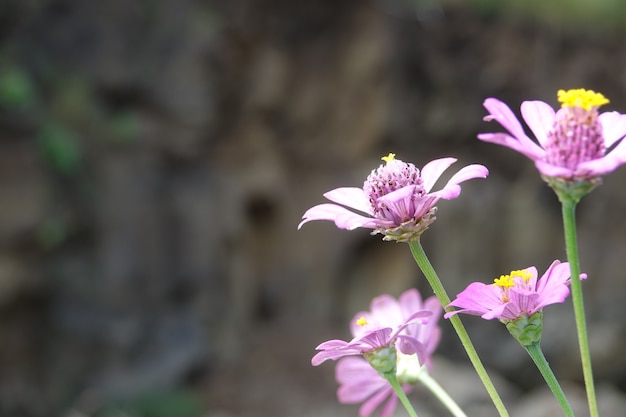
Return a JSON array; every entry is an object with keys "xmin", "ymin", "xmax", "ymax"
[
  {"xmin": 599, "ymin": 111, "xmax": 626, "ymax": 148},
  {"xmin": 298, "ymin": 203, "xmax": 383, "ymax": 230},
  {"xmin": 312, "ymin": 346, "xmax": 362, "ymax": 366},
  {"xmin": 421, "ymin": 157, "xmax": 457, "ymax": 193},
  {"xmin": 336, "ymin": 357, "xmax": 389, "ymax": 403},
  {"xmin": 533, "ymin": 159, "xmax": 576, "ymax": 178},
  {"xmin": 483, "ymin": 98, "xmax": 531, "ymax": 141},
  {"xmin": 324, "ymin": 187, "xmax": 373, "ymax": 215},
  {"xmin": 369, "ymin": 294, "xmax": 404, "ymax": 328},
  {"xmin": 521, "ymin": 100, "xmax": 555, "ymax": 147},
  {"xmin": 361, "ymin": 385, "xmax": 399, "ymax": 417},
  {"xmin": 578, "ymin": 140, "xmax": 626, "ymax": 176},
  {"xmin": 377, "ymin": 392, "xmax": 402, "ymax": 417},
  {"xmin": 535, "ymin": 260, "xmax": 572, "ymax": 309},
  {"xmin": 478, "ymin": 132, "xmax": 545, "ymax": 161},
  {"xmin": 398, "ymin": 289, "xmax": 423, "ymax": 319},
  {"xmin": 396, "ymin": 334, "xmax": 426, "ymax": 364},
  {"xmin": 445, "ymin": 282, "xmax": 502, "ymax": 318},
  {"xmin": 431, "ymin": 163, "xmax": 489, "ymax": 200},
  {"xmin": 507, "ymin": 289, "xmax": 540, "ymax": 316}
]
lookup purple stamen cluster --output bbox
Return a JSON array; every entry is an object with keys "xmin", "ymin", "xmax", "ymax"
[
  {"xmin": 364, "ymin": 159, "xmax": 424, "ymax": 223},
  {"xmin": 544, "ymin": 107, "xmax": 605, "ymax": 171}
]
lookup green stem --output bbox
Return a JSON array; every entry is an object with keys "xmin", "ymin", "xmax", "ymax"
[
  {"xmin": 417, "ymin": 369, "xmax": 468, "ymax": 417},
  {"xmin": 408, "ymin": 240, "xmax": 510, "ymax": 417},
  {"xmin": 525, "ymin": 343, "xmax": 575, "ymax": 417},
  {"xmin": 384, "ymin": 372, "xmax": 419, "ymax": 417},
  {"xmin": 561, "ymin": 200, "xmax": 599, "ymax": 417}
]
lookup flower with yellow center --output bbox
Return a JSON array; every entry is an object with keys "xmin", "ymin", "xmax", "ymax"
[
  {"xmin": 479, "ymin": 88, "xmax": 626, "ymax": 187},
  {"xmin": 446, "ymin": 260, "xmax": 585, "ymax": 322}
]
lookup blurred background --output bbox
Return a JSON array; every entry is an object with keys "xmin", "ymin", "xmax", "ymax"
[{"xmin": 1, "ymin": 0, "xmax": 626, "ymax": 416}]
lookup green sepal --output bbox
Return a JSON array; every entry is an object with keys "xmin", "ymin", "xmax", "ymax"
[
  {"xmin": 543, "ymin": 175, "xmax": 601, "ymax": 205},
  {"xmin": 505, "ymin": 311, "xmax": 543, "ymax": 347},
  {"xmin": 364, "ymin": 346, "xmax": 397, "ymax": 375}
]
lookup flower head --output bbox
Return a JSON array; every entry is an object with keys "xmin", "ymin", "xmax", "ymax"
[
  {"xmin": 314, "ymin": 289, "xmax": 442, "ymax": 417},
  {"xmin": 298, "ymin": 154, "xmax": 489, "ymax": 242},
  {"xmin": 445, "ymin": 260, "xmax": 586, "ymax": 322},
  {"xmin": 479, "ymin": 88, "xmax": 626, "ymax": 184}
]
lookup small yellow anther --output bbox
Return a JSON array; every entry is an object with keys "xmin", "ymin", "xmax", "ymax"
[
  {"xmin": 356, "ymin": 316, "xmax": 368, "ymax": 326},
  {"xmin": 494, "ymin": 275, "xmax": 515, "ymax": 289},
  {"xmin": 381, "ymin": 153, "xmax": 396, "ymax": 163},
  {"xmin": 557, "ymin": 88, "xmax": 609, "ymax": 111}
]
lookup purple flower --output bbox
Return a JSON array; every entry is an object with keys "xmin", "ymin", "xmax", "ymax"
[
  {"xmin": 479, "ymin": 88, "xmax": 626, "ymax": 181},
  {"xmin": 298, "ymin": 153, "xmax": 488, "ymax": 241},
  {"xmin": 314, "ymin": 289, "xmax": 442, "ymax": 417},
  {"xmin": 445, "ymin": 260, "xmax": 586, "ymax": 321}
]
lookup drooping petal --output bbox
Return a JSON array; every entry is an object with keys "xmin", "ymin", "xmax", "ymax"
[
  {"xmin": 478, "ymin": 132, "xmax": 544, "ymax": 161},
  {"xmin": 599, "ymin": 111, "xmax": 626, "ymax": 148},
  {"xmin": 431, "ymin": 163, "xmax": 489, "ymax": 200},
  {"xmin": 298, "ymin": 203, "xmax": 383, "ymax": 230},
  {"xmin": 521, "ymin": 100, "xmax": 555, "ymax": 148},
  {"xmin": 421, "ymin": 157, "xmax": 457, "ymax": 193},
  {"xmin": 323, "ymin": 187, "xmax": 373, "ymax": 215},
  {"xmin": 312, "ymin": 344, "xmax": 363, "ymax": 366}
]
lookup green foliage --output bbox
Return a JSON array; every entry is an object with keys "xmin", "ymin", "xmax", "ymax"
[
  {"xmin": 0, "ymin": 65, "xmax": 36, "ymax": 109},
  {"xmin": 449, "ymin": 0, "xmax": 626, "ymax": 32},
  {"xmin": 37, "ymin": 122, "xmax": 82, "ymax": 175},
  {"xmin": 94, "ymin": 390, "xmax": 204, "ymax": 417}
]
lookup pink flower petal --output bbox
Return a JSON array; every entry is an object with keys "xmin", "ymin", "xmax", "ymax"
[
  {"xmin": 298, "ymin": 203, "xmax": 382, "ymax": 230},
  {"xmin": 445, "ymin": 282, "xmax": 502, "ymax": 318},
  {"xmin": 578, "ymin": 140, "xmax": 626, "ymax": 176},
  {"xmin": 432, "ymin": 163, "xmax": 489, "ymax": 200},
  {"xmin": 421, "ymin": 157, "xmax": 457, "ymax": 193},
  {"xmin": 533, "ymin": 160, "xmax": 576, "ymax": 178},
  {"xmin": 483, "ymin": 97, "xmax": 530, "ymax": 142},
  {"xmin": 599, "ymin": 111, "xmax": 626, "ymax": 148},
  {"xmin": 323, "ymin": 187, "xmax": 373, "ymax": 215},
  {"xmin": 478, "ymin": 132, "xmax": 544, "ymax": 161},
  {"xmin": 521, "ymin": 100, "xmax": 555, "ymax": 148},
  {"xmin": 336, "ymin": 358, "xmax": 389, "ymax": 403}
]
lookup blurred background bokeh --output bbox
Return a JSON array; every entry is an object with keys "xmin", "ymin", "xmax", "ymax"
[{"xmin": 2, "ymin": 0, "xmax": 626, "ymax": 416}]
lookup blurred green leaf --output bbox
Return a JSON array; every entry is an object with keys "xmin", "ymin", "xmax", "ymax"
[
  {"xmin": 0, "ymin": 66, "xmax": 36, "ymax": 109},
  {"xmin": 38, "ymin": 122, "xmax": 82, "ymax": 174}
]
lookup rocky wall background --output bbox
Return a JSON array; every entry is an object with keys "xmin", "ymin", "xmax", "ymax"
[{"xmin": 1, "ymin": 0, "xmax": 626, "ymax": 416}]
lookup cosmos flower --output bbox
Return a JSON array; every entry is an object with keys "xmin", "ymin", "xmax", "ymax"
[
  {"xmin": 314, "ymin": 289, "xmax": 442, "ymax": 417},
  {"xmin": 445, "ymin": 260, "xmax": 585, "ymax": 322},
  {"xmin": 478, "ymin": 88, "xmax": 626, "ymax": 182},
  {"xmin": 298, "ymin": 153, "xmax": 488, "ymax": 242}
]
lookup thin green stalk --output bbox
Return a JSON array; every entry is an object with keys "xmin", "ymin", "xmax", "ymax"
[
  {"xmin": 384, "ymin": 372, "xmax": 419, "ymax": 417},
  {"xmin": 525, "ymin": 343, "xmax": 575, "ymax": 417},
  {"xmin": 561, "ymin": 200, "xmax": 599, "ymax": 417},
  {"xmin": 408, "ymin": 240, "xmax": 510, "ymax": 417},
  {"xmin": 417, "ymin": 370, "xmax": 468, "ymax": 417}
]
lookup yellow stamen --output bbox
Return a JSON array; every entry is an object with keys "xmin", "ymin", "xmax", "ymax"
[
  {"xmin": 493, "ymin": 274, "xmax": 515, "ymax": 289},
  {"xmin": 381, "ymin": 153, "xmax": 396, "ymax": 163},
  {"xmin": 494, "ymin": 269, "xmax": 532, "ymax": 289},
  {"xmin": 356, "ymin": 316, "xmax": 368, "ymax": 326},
  {"xmin": 510, "ymin": 269, "xmax": 532, "ymax": 283},
  {"xmin": 557, "ymin": 88, "xmax": 609, "ymax": 111}
]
